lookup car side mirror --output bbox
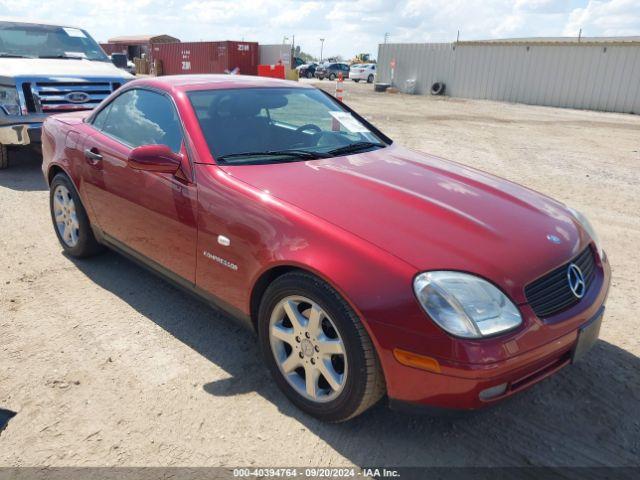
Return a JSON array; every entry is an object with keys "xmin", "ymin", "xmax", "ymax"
[{"xmin": 128, "ymin": 144, "xmax": 182, "ymax": 174}]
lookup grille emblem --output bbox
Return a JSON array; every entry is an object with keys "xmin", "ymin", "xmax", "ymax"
[
  {"xmin": 546, "ymin": 234, "xmax": 561, "ymax": 244},
  {"xmin": 65, "ymin": 92, "xmax": 91, "ymax": 103},
  {"xmin": 567, "ymin": 263, "xmax": 586, "ymax": 299}
]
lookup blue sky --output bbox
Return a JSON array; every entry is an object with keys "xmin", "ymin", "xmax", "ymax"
[{"xmin": 1, "ymin": 0, "xmax": 639, "ymax": 58}]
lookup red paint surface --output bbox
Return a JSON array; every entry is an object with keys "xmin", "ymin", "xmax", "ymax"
[
  {"xmin": 257, "ymin": 64, "xmax": 286, "ymax": 79},
  {"xmin": 152, "ymin": 41, "xmax": 259, "ymax": 76},
  {"xmin": 41, "ymin": 75, "xmax": 611, "ymax": 409}
]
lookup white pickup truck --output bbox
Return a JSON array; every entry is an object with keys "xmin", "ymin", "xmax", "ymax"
[{"xmin": 0, "ymin": 19, "xmax": 133, "ymax": 169}]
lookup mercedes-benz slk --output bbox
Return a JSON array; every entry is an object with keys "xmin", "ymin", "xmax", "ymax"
[{"xmin": 41, "ymin": 75, "xmax": 610, "ymax": 422}]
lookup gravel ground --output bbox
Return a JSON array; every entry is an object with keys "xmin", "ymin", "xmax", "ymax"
[{"xmin": 1, "ymin": 80, "xmax": 639, "ymax": 467}]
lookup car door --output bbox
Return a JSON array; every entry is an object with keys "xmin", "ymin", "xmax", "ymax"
[{"xmin": 82, "ymin": 88, "xmax": 198, "ymax": 283}]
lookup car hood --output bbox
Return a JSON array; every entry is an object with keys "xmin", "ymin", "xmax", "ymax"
[
  {"xmin": 221, "ymin": 145, "xmax": 587, "ymax": 302},
  {"xmin": 0, "ymin": 58, "xmax": 133, "ymax": 81}
]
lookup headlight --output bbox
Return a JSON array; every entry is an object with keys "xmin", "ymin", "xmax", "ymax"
[
  {"xmin": 413, "ymin": 272, "xmax": 522, "ymax": 339},
  {"xmin": 0, "ymin": 85, "xmax": 21, "ymax": 116},
  {"xmin": 567, "ymin": 207, "xmax": 603, "ymax": 258}
]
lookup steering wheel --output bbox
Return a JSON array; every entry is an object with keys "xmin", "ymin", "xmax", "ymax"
[{"xmin": 296, "ymin": 124, "xmax": 322, "ymax": 134}]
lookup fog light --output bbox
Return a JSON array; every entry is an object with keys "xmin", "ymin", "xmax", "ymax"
[{"xmin": 479, "ymin": 383, "xmax": 507, "ymax": 401}]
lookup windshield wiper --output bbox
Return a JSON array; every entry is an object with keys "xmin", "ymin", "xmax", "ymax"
[
  {"xmin": 38, "ymin": 54, "xmax": 85, "ymax": 60},
  {"xmin": 0, "ymin": 53, "xmax": 34, "ymax": 58},
  {"xmin": 217, "ymin": 149, "xmax": 332, "ymax": 164},
  {"xmin": 327, "ymin": 141, "xmax": 385, "ymax": 157}
]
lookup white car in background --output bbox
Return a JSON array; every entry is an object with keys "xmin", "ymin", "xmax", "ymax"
[{"xmin": 349, "ymin": 63, "xmax": 376, "ymax": 83}]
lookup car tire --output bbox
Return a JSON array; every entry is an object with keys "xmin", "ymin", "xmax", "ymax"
[
  {"xmin": 353, "ymin": 79, "xmax": 360, "ymax": 83},
  {"xmin": 49, "ymin": 173, "xmax": 104, "ymax": 258},
  {"xmin": 367, "ymin": 74, "xmax": 374, "ymax": 84},
  {"xmin": 258, "ymin": 271, "xmax": 385, "ymax": 422},
  {"xmin": 0, "ymin": 145, "xmax": 8, "ymax": 170},
  {"xmin": 307, "ymin": 71, "xmax": 313, "ymax": 79},
  {"xmin": 431, "ymin": 82, "xmax": 446, "ymax": 96},
  {"xmin": 329, "ymin": 73, "xmax": 336, "ymax": 81}
]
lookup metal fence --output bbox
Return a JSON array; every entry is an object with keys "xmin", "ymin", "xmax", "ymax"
[{"xmin": 377, "ymin": 41, "xmax": 640, "ymax": 114}]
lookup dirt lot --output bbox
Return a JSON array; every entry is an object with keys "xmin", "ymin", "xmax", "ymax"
[{"xmin": 1, "ymin": 80, "xmax": 639, "ymax": 467}]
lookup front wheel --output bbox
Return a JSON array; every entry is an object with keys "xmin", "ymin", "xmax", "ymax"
[
  {"xmin": 49, "ymin": 173, "xmax": 104, "ymax": 258},
  {"xmin": 306, "ymin": 71, "xmax": 313, "ymax": 79},
  {"xmin": 328, "ymin": 73, "xmax": 336, "ymax": 81},
  {"xmin": 0, "ymin": 145, "xmax": 8, "ymax": 170},
  {"xmin": 367, "ymin": 74, "xmax": 374, "ymax": 84},
  {"xmin": 259, "ymin": 271, "xmax": 385, "ymax": 422}
]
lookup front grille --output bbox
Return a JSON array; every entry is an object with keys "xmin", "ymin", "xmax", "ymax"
[
  {"xmin": 524, "ymin": 247, "xmax": 597, "ymax": 319},
  {"xmin": 28, "ymin": 81, "xmax": 117, "ymax": 113}
]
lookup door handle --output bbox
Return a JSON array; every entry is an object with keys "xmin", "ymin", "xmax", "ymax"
[{"xmin": 84, "ymin": 148, "xmax": 103, "ymax": 163}]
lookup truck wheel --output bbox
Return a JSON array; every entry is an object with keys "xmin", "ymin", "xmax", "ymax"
[
  {"xmin": 259, "ymin": 271, "xmax": 386, "ymax": 422},
  {"xmin": 49, "ymin": 173, "xmax": 104, "ymax": 258},
  {"xmin": 0, "ymin": 145, "xmax": 8, "ymax": 170}
]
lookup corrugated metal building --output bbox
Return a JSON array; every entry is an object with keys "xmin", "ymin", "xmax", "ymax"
[
  {"xmin": 259, "ymin": 44, "xmax": 293, "ymax": 67},
  {"xmin": 377, "ymin": 37, "xmax": 640, "ymax": 114},
  {"xmin": 102, "ymin": 34, "xmax": 180, "ymax": 60}
]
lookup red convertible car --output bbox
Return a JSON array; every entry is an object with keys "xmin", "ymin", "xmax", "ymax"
[{"xmin": 42, "ymin": 75, "xmax": 610, "ymax": 422}]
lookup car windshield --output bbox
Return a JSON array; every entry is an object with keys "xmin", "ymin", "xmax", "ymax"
[
  {"xmin": 188, "ymin": 87, "xmax": 387, "ymax": 165},
  {"xmin": 0, "ymin": 22, "xmax": 109, "ymax": 61}
]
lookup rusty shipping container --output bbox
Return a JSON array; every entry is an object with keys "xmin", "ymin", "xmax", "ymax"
[
  {"xmin": 151, "ymin": 41, "xmax": 259, "ymax": 76},
  {"xmin": 100, "ymin": 43, "xmax": 126, "ymax": 56}
]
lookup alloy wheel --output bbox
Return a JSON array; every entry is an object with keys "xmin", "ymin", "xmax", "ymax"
[
  {"xmin": 53, "ymin": 185, "xmax": 80, "ymax": 248},
  {"xmin": 269, "ymin": 295, "xmax": 348, "ymax": 403}
]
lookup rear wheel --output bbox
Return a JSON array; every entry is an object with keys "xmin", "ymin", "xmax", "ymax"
[
  {"xmin": 367, "ymin": 74, "xmax": 374, "ymax": 83},
  {"xmin": 353, "ymin": 79, "xmax": 360, "ymax": 83},
  {"xmin": 259, "ymin": 271, "xmax": 385, "ymax": 422},
  {"xmin": 0, "ymin": 145, "xmax": 8, "ymax": 170},
  {"xmin": 49, "ymin": 173, "xmax": 103, "ymax": 258}
]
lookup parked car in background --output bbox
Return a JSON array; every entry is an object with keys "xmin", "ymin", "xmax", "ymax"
[
  {"xmin": 42, "ymin": 74, "xmax": 609, "ymax": 422},
  {"xmin": 297, "ymin": 63, "xmax": 318, "ymax": 79},
  {"xmin": 350, "ymin": 63, "xmax": 376, "ymax": 83},
  {"xmin": 0, "ymin": 19, "xmax": 132, "ymax": 169},
  {"xmin": 314, "ymin": 62, "xmax": 350, "ymax": 80}
]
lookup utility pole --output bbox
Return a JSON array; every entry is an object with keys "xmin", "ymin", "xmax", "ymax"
[
  {"xmin": 384, "ymin": 32, "xmax": 390, "ymax": 44},
  {"xmin": 320, "ymin": 38, "xmax": 325, "ymax": 62}
]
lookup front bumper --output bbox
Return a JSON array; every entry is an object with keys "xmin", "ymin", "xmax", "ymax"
[
  {"xmin": 376, "ymin": 251, "xmax": 611, "ymax": 411},
  {"xmin": 0, "ymin": 122, "xmax": 42, "ymax": 146}
]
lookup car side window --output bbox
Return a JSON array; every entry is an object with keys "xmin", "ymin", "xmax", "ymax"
[
  {"xmin": 98, "ymin": 89, "xmax": 183, "ymax": 153},
  {"xmin": 92, "ymin": 103, "xmax": 112, "ymax": 130}
]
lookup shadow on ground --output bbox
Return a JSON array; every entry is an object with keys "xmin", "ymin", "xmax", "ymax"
[
  {"xmin": 0, "ymin": 148, "xmax": 47, "ymax": 192},
  {"xmin": 71, "ymin": 250, "xmax": 640, "ymax": 467}
]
